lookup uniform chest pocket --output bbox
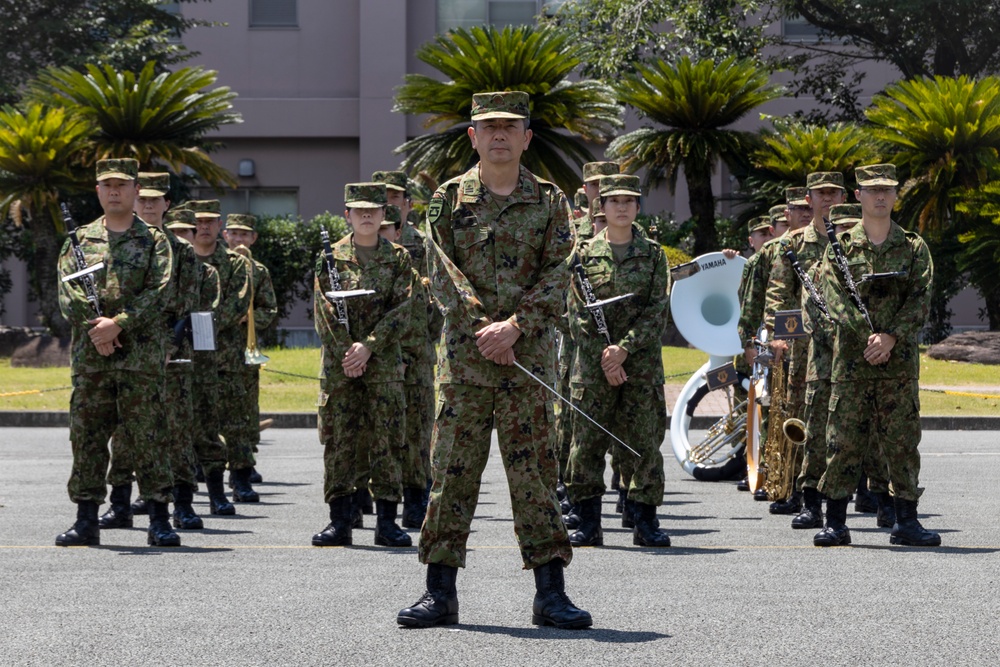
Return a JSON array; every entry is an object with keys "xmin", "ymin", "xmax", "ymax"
[
  {"xmin": 582, "ymin": 265, "xmax": 613, "ymax": 293},
  {"xmin": 845, "ymin": 257, "xmax": 868, "ymax": 284},
  {"xmin": 515, "ymin": 224, "xmax": 548, "ymax": 251},
  {"xmin": 454, "ymin": 223, "xmax": 490, "ymax": 250}
]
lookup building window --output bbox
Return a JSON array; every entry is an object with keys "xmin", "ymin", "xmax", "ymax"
[
  {"xmin": 250, "ymin": 0, "xmax": 298, "ymax": 28},
  {"xmin": 213, "ymin": 189, "xmax": 299, "ymax": 217},
  {"xmin": 782, "ymin": 15, "xmax": 824, "ymax": 43},
  {"xmin": 437, "ymin": 0, "xmax": 545, "ymax": 33}
]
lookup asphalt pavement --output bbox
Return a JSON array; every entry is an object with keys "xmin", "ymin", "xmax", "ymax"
[{"xmin": 1, "ymin": 427, "xmax": 998, "ymax": 666}]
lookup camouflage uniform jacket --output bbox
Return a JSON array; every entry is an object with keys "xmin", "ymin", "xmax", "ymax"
[
  {"xmin": 425, "ymin": 163, "xmax": 574, "ymax": 387},
  {"xmin": 820, "ymin": 221, "xmax": 933, "ymax": 382},
  {"xmin": 399, "ymin": 223, "xmax": 429, "ymax": 278},
  {"xmin": 737, "ymin": 236, "xmax": 784, "ymax": 346},
  {"xmin": 568, "ymin": 230, "xmax": 670, "ymax": 386},
  {"xmin": 251, "ymin": 259, "xmax": 278, "ymax": 330},
  {"xmin": 197, "ymin": 243, "xmax": 251, "ymax": 369},
  {"xmin": 401, "ymin": 269, "xmax": 438, "ymax": 387},
  {"xmin": 313, "ymin": 234, "xmax": 413, "ymax": 385},
  {"xmin": 58, "ymin": 215, "xmax": 172, "ymax": 376},
  {"xmin": 159, "ymin": 229, "xmax": 203, "ymax": 359},
  {"xmin": 765, "ymin": 223, "xmax": 835, "ymax": 381}
]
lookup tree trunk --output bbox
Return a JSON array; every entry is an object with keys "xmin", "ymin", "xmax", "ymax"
[
  {"xmin": 686, "ymin": 163, "xmax": 719, "ymax": 256},
  {"xmin": 23, "ymin": 219, "xmax": 70, "ymax": 337}
]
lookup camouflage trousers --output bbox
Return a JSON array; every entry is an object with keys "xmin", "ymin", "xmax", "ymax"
[
  {"xmin": 818, "ymin": 378, "xmax": 922, "ymax": 501},
  {"xmin": 107, "ymin": 366, "xmax": 199, "ymax": 489},
  {"xmin": 68, "ymin": 370, "xmax": 173, "ymax": 504},
  {"xmin": 565, "ymin": 383, "xmax": 666, "ymax": 506},
  {"xmin": 189, "ymin": 354, "xmax": 229, "ymax": 476},
  {"xmin": 554, "ymin": 342, "xmax": 574, "ymax": 478},
  {"xmin": 799, "ymin": 379, "xmax": 890, "ymax": 494},
  {"xmin": 245, "ymin": 365, "xmax": 261, "ymax": 454},
  {"xmin": 418, "ymin": 384, "xmax": 573, "ymax": 570},
  {"xmin": 319, "ymin": 379, "xmax": 404, "ymax": 503},
  {"xmin": 401, "ymin": 383, "xmax": 433, "ymax": 488},
  {"xmin": 218, "ymin": 368, "xmax": 256, "ymax": 471}
]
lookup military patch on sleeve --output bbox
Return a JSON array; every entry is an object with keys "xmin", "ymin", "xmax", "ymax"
[{"xmin": 427, "ymin": 197, "xmax": 445, "ymax": 225}]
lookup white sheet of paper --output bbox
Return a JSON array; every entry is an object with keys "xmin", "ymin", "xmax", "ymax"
[{"xmin": 191, "ymin": 312, "xmax": 216, "ymax": 351}]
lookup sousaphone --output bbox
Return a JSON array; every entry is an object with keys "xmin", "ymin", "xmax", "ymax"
[{"xmin": 669, "ymin": 252, "xmax": 749, "ymax": 481}]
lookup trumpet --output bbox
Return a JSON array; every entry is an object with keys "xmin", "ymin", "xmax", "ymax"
[{"xmin": 234, "ymin": 244, "xmax": 270, "ymax": 366}]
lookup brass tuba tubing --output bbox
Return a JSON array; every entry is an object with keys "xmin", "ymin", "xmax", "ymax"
[{"xmin": 234, "ymin": 244, "xmax": 270, "ymax": 366}]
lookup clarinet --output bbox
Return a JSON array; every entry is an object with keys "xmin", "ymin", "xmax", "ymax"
[
  {"xmin": 319, "ymin": 229, "xmax": 351, "ymax": 336},
  {"xmin": 782, "ymin": 245, "xmax": 833, "ymax": 323},
  {"xmin": 571, "ymin": 253, "xmax": 611, "ymax": 346},
  {"xmin": 823, "ymin": 217, "xmax": 875, "ymax": 333},
  {"xmin": 61, "ymin": 203, "xmax": 103, "ymax": 317}
]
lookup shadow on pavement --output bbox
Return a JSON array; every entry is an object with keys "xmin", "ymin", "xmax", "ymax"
[
  {"xmin": 98, "ymin": 545, "xmax": 235, "ymax": 555},
  {"xmin": 453, "ymin": 623, "xmax": 670, "ymax": 642}
]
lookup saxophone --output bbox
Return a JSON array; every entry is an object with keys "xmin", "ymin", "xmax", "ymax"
[{"xmin": 761, "ymin": 356, "xmax": 805, "ymax": 501}]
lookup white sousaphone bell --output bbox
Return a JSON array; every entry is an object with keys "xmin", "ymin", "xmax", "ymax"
[{"xmin": 668, "ymin": 252, "xmax": 750, "ymax": 481}]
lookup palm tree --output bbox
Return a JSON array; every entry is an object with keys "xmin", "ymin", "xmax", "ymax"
[
  {"xmin": 393, "ymin": 24, "xmax": 623, "ymax": 196},
  {"xmin": 609, "ymin": 56, "xmax": 782, "ymax": 255},
  {"xmin": 737, "ymin": 118, "xmax": 881, "ymax": 220},
  {"xmin": 956, "ymin": 183, "xmax": 1000, "ymax": 329},
  {"xmin": 26, "ymin": 62, "xmax": 242, "ymax": 187},
  {"xmin": 866, "ymin": 74, "xmax": 1000, "ymax": 330},
  {"xmin": 0, "ymin": 104, "xmax": 92, "ymax": 334}
]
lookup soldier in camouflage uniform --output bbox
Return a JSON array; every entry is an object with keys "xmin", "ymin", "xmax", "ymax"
[
  {"xmin": 311, "ymin": 183, "xmax": 414, "ymax": 548},
  {"xmin": 573, "ymin": 188, "xmax": 588, "ymax": 219},
  {"xmin": 573, "ymin": 161, "xmax": 620, "ymax": 241},
  {"xmin": 398, "ymin": 91, "xmax": 590, "ymax": 630},
  {"xmin": 188, "ymin": 199, "xmax": 253, "ymax": 513},
  {"xmin": 563, "ymin": 174, "xmax": 672, "ymax": 549},
  {"xmin": 56, "ymin": 158, "xmax": 179, "ymax": 547},
  {"xmin": 373, "ymin": 171, "xmax": 438, "ymax": 528},
  {"xmin": 223, "ymin": 213, "xmax": 278, "ymax": 484},
  {"xmin": 815, "ymin": 164, "xmax": 941, "ymax": 547}
]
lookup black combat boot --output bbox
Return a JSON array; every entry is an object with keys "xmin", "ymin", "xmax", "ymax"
[
  {"xmin": 621, "ymin": 498, "xmax": 636, "ymax": 529},
  {"xmin": 147, "ymin": 499, "xmax": 182, "ymax": 547},
  {"xmin": 568, "ymin": 496, "xmax": 603, "ymax": 547},
  {"xmin": 562, "ymin": 502, "xmax": 581, "ymax": 530},
  {"xmin": 249, "ymin": 467, "xmax": 263, "ymax": 484},
  {"xmin": 397, "ymin": 563, "xmax": 459, "ymax": 627},
  {"xmin": 813, "ymin": 497, "xmax": 851, "ymax": 547},
  {"xmin": 206, "ymin": 468, "xmax": 235, "ymax": 515},
  {"xmin": 854, "ymin": 475, "xmax": 877, "ymax": 513},
  {"xmin": 374, "ymin": 499, "xmax": 413, "ymax": 547},
  {"xmin": 769, "ymin": 490, "xmax": 803, "ymax": 515},
  {"xmin": 99, "ymin": 484, "xmax": 134, "ymax": 529},
  {"xmin": 402, "ymin": 487, "xmax": 427, "ymax": 529},
  {"xmin": 615, "ymin": 488, "xmax": 626, "ymax": 514},
  {"xmin": 753, "ymin": 488, "xmax": 769, "ymax": 501},
  {"xmin": 875, "ymin": 492, "xmax": 896, "ymax": 529},
  {"xmin": 55, "ymin": 501, "xmax": 100, "ymax": 546},
  {"xmin": 231, "ymin": 467, "xmax": 260, "ymax": 503},
  {"xmin": 736, "ymin": 477, "xmax": 750, "ymax": 492},
  {"xmin": 351, "ymin": 488, "xmax": 367, "ymax": 528},
  {"xmin": 632, "ymin": 502, "xmax": 671, "ymax": 547},
  {"xmin": 791, "ymin": 487, "xmax": 824, "ymax": 529},
  {"xmin": 890, "ymin": 498, "xmax": 941, "ymax": 546},
  {"xmin": 172, "ymin": 484, "xmax": 204, "ymax": 530},
  {"xmin": 130, "ymin": 497, "xmax": 149, "ymax": 515},
  {"xmin": 312, "ymin": 495, "xmax": 353, "ymax": 546},
  {"xmin": 531, "ymin": 559, "xmax": 593, "ymax": 629}
]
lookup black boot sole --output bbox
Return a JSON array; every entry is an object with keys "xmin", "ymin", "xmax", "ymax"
[
  {"xmin": 210, "ymin": 503, "xmax": 236, "ymax": 516},
  {"xmin": 232, "ymin": 493, "xmax": 260, "ymax": 503},
  {"xmin": 173, "ymin": 516, "xmax": 205, "ymax": 530},
  {"xmin": 397, "ymin": 612, "xmax": 458, "ymax": 628},
  {"xmin": 374, "ymin": 534, "xmax": 413, "ymax": 547},
  {"xmin": 55, "ymin": 535, "xmax": 100, "ymax": 547},
  {"xmin": 147, "ymin": 534, "xmax": 181, "ymax": 547},
  {"xmin": 889, "ymin": 534, "xmax": 941, "ymax": 547},
  {"xmin": 312, "ymin": 536, "xmax": 352, "ymax": 547},
  {"xmin": 531, "ymin": 613, "xmax": 593, "ymax": 629},
  {"xmin": 633, "ymin": 535, "xmax": 671, "ymax": 547},
  {"xmin": 98, "ymin": 516, "xmax": 134, "ymax": 529},
  {"xmin": 813, "ymin": 532, "xmax": 852, "ymax": 547}
]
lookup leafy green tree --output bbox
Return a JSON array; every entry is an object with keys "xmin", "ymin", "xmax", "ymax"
[
  {"xmin": 26, "ymin": 62, "xmax": 241, "ymax": 187},
  {"xmin": 0, "ymin": 0, "xmax": 210, "ymax": 106},
  {"xmin": 392, "ymin": 25, "xmax": 623, "ymax": 196},
  {"xmin": 0, "ymin": 104, "xmax": 92, "ymax": 334},
  {"xmin": 866, "ymin": 74, "xmax": 1000, "ymax": 332},
  {"xmin": 609, "ymin": 56, "xmax": 783, "ymax": 255},
  {"xmin": 956, "ymin": 184, "xmax": 1000, "ymax": 329}
]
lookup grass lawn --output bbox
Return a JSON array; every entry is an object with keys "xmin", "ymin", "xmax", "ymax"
[{"xmin": 1, "ymin": 345, "xmax": 998, "ymax": 415}]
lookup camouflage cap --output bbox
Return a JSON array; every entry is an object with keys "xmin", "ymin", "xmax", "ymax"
[
  {"xmin": 830, "ymin": 203, "xmax": 863, "ymax": 225},
  {"xmin": 582, "ymin": 161, "xmax": 620, "ymax": 183},
  {"xmin": 372, "ymin": 170, "xmax": 408, "ymax": 192},
  {"xmin": 345, "ymin": 182, "xmax": 387, "ymax": 209},
  {"xmin": 137, "ymin": 171, "xmax": 170, "ymax": 197},
  {"xmin": 382, "ymin": 204, "xmax": 402, "ymax": 227},
  {"xmin": 96, "ymin": 158, "xmax": 138, "ymax": 182},
  {"xmin": 785, "ymin": 186, "xmax": 808, "ymax": 206},
  {"xmin": 768, "ymin": 205, "xmax": 787, "ymax": 225},
  {"xmin": 226, "ymin": 213, "xmax": 257, "ymax": 231},
  {"xmin": 856, "ymin": 163, "xmax": 898, "ymax": 187},
  {"xmin": 187, "ymin": 200, "xmax": 222, "ymax": 219},
  {"xmin": 573, "ymin": 188, "xmax": 588, "ymax": 210},
  {"xmin": 806, "ymin": 171, "xmax": 846, "ymax": 191},
  {"xmin": 748, "ymin": 216, "xmax": 772, "ymax": 234},
  {"xmin": 599, "ymin": 174, "xmax": 642, "ymax": 197},
  {"xmin": 164, "ymin": 208, "xmax": 197, "ymax": 230},
  {"xmin": 470, "ymin": 91, "xmax": 530, "ymax": 121}
]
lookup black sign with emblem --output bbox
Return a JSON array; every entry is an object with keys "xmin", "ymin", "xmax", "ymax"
[
  {"xmin": 705, "ymin": 361, "xmax": 738, "ymax": 390},
  {"xmin": 774, "ymin": 309, "xmax": 807, "ymax": 339}
]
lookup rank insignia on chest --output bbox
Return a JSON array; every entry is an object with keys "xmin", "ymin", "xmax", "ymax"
[
  {"xmin": 705, "ymin": 361, "xmax": 737, "ymax": 390},
  {"xmin": 427, "ymin": 198, "xmax": 444, "ymax": 224},
  {"xmin": 774, "ymin": 309, "xmax": 807, "ymax": 339}
]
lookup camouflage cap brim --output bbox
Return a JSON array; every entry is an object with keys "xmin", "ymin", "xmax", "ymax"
[
  {"xmin": 138, "ymin": 187, "xmax": 168, "ymax": 197},
  {"xmin": 346, "ymin": 202, "xmax": 385, "ymax": 209},
  {"xmin": 601, "ymin": 188, "xmax": 641, "ymax": 197},
  {"xmin": 97, "ymin": 171, "xmax": 136, "ymax": 182},
  {"xmin": 165, "ymin": 221, "xmax": 197, "ymax": 230},
  {"xmin": 225, "ymin": 223, "xmax": 255, "ymax": 231}
]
